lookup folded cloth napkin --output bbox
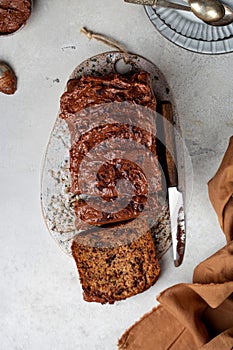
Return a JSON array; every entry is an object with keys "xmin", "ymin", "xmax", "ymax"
[
  {"xmin": 208, "ymin": 136, "xmax": 233, "ymax": 243},
  {"xmin": 118, "ymin": 137, "xmax": 233, "ymax": 350}
]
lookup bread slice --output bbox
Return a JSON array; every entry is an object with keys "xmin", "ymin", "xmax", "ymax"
[{"xmin": 71, "ymin": 219, "xmax": 160, "ymax": 304}]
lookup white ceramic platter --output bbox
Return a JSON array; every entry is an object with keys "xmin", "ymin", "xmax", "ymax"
[{"xmin": 145, "ymin": 0, "xmax": 233, "ymax": 54}]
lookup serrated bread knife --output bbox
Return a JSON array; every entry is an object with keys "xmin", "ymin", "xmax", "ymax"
[
  {"xmin": 160, "ymin": 102, "xmax": 186, "ymax": 267},
  {"xmin": 168, "ymin": 187, "xmax": 186, "ymax": 267}
]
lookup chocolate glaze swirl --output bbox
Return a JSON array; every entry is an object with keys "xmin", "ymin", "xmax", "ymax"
[
  {"xmin": 70, "ymin": 122, "xmax": 156, "ymax": 195},
  {"xmin": 75, "ymin": 158, "xmax": 148, "ymax": 226}
]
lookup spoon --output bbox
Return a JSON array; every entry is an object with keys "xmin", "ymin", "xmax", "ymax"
[
  {"xmin": 207, "ymin": 2, "xmax": 233, "ymax": 25},
  {"xmin": 124, "ymin": 0, "xmax": 233, "ymax": 26},
  {"xmin": 125, "ymin": 0, "xmax": 226, "ymax": 23},
  {"xmin": 166, "ymin": 1, "xmax": 233, "ymax": 26},
  {"xmin": 186, "ymin": 0, "xmax": 225, "ymax": 22}
]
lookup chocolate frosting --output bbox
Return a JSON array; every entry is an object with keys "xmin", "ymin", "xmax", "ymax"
[
  {"xmin": 60, "ymin": 72, "xmax": 162, "ymax": 227},
  {"xmin": 69, "ymin": 122, "xmax": 157, "ymax": 195},
  {"xmin": 60, "ymin": 72, "xmax": 156, "ymax": 120}
]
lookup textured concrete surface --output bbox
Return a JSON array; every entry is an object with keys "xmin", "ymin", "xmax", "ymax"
[{"xmin": 0, "ymin": 0, "xmax": 232, "ymax": 349}]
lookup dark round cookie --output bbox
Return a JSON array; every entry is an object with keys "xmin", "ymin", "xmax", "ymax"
[{"xmin": 0, "ymin": 0, "xmax": 31, "ymax": 35}]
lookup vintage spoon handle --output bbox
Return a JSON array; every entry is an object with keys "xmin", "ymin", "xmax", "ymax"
[
  {"xmin": 124, "ymin": 0, "xmax": 191, "ymax": 11},
  {"xmin": 155, "ymin": 0, "xmax": 191, "ymax": 10}
]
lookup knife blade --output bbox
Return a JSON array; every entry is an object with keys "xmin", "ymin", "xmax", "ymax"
[
  {"xmin": 124, "ymin": 0, "xmax": 191, "ymax": 11},
  {"xmin": 168, "ymin": 187, "xmax": 186, "ymax": 267},
  {"xmin": 159, "ymin": 102, "xmax": 186, "ymax": 267}
]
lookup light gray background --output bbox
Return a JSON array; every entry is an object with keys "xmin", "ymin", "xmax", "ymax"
[{"xmin": 1, "ymin": 1, "xmax": 232, "ymax": 349}]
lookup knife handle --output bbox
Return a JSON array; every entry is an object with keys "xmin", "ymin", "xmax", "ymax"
[{"xmin": 159, "ymin": 101, "xmax": 178, "ymax": 188}]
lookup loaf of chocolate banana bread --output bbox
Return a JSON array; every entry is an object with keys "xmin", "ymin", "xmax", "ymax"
[{"xmin": 60, "ymin": 71, "xmax": 162, "ymax": 303}]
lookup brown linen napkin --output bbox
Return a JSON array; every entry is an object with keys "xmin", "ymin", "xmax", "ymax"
[
  {"xmin": 118, "ymin": 137, "xmax": 233, "ymax": 350},
  {"xmin": 208, "ymin": 136, "xmax": 233, "ymax": 242}
]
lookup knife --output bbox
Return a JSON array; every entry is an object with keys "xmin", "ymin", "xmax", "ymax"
[
  {"xmin": 124, "ymin": 0, "xmax": 191, "ymax": 11},
  {"xmin": 159, "ymin": 102, "xmax": 186, "ymax": 267}
]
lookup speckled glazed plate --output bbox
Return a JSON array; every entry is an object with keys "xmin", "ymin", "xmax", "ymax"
[
  {"xmin": 145, "ymin": 0, "xmax": 233, "ymax": 54},
  {"xmin": 41, "ymin": 51, "xmax": 186, "ymax": 258}
]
